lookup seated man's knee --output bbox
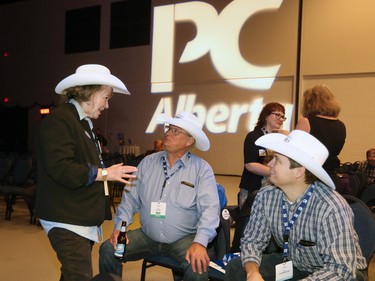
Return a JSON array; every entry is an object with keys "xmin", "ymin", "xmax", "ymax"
[
  {"xmin": 99, "ymin": 239, "xmax": 114, "ymax": 256},
  {"xmin": 99, "ymin": 240, "xmax": 123, "ymax": 276},
  {"xmin": 183, "ymin": 265, "xmax": 209, "ymax": 281},
  {"xmin": 224, "ymin": 257, "xmax": 245, "ymax": 281}
]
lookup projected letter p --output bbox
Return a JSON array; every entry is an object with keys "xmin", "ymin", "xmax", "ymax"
[{"xmin": 151, "ymin": 0, "xmax": 283, "ymax": 93}]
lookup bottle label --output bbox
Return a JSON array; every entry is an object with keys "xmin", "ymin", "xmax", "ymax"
[{"xmin": 114, "ymin": 244, "xmax": 125, "ymax": 257}]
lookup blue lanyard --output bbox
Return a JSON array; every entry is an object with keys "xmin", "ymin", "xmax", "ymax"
[
  {"xmin": 281, "ymin": 183, "xmax": 315, "ymax": 261},
  {"xmin": 159, "ymin": 153, "xmax": 190, "ymax": 201}
]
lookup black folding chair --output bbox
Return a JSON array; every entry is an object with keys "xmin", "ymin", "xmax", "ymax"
[{"xmin": 140, "ymin": 207, "xmax": 231, "ymax": 281}]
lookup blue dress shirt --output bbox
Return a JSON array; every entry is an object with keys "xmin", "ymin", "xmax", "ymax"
[{"xmin": 114, "ymin": 151, "xmax": 220, "ymax": 247}]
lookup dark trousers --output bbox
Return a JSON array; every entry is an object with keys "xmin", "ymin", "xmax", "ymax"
[{"xmin": 48, "ymin": 227, "xmax": 94, "ymax": 281}]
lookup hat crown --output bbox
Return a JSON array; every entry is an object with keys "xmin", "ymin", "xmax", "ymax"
[
  {"xmin": 76, "ymin": 64, "xmax": 110, "ymax": 74},
  {"xmin": 156, "ymin": 111, "xmax": 210, "ymax": 151},
  {"xmin": 285, "ymin": 130, "xmax": 328, "ymax": 165},
  {"xmin": 174, "ymin": 111, "xmax": 203, "ymax": 130},
  {"xmin": 55, "ymin": 64, "xmax": 130, "ymax": 95}
]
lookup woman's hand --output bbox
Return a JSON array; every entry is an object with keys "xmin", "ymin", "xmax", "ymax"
[{"xmin": 101, "ymin": 163, "xmax": 137, "ymax": 185}]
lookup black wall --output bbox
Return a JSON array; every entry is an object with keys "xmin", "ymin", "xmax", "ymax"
[{"xmin": 0, "ymin": 107, "xmax": 28, "ymax": 154}]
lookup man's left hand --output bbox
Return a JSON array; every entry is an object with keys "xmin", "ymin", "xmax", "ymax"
[{"xmin": 185, "ymin": 242, "xmax": 210, "ymax": 274}]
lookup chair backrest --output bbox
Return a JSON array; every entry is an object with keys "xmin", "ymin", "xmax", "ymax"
[
  {"xmin": 336, "ymin": 161, "xmax": 367, "ymax": 197},
  {"xmin": 102, "ymin": 152, "xmax": 115, "ymax": 167},
  {"xmin": 342, "ymin": 194, "xmax": 375, "ymax": 264},
  {"xmin": 211, "ymin": 208, "xmax": 231, "ymax": 260},
  {"xmin": 216, "ymin": 183, "xmax": 227, "ymax": 209},
  {"xmin": 214, "ymin": 183, "xmax": 231, "ymax": 259},
  {"xmin": 0, "ymin": 158, "xmax": 12, "ymax": 184},
  {"xmin": 360, "ymin": 184, "xmax": 375, "ymax": 207},
  {"xmin": 13, "ymin": 157, "xmax": 33, "ymax": 186}
]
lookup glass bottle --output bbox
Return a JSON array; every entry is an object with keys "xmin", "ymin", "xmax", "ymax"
[{"xmin": 114, "ymin": 221, "xmax": 127, "ymax": 260}]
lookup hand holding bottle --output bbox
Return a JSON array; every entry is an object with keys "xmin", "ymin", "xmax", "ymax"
[{"xmin": 114, "ymin": 221, "xmax": 127, "ymax": 261}]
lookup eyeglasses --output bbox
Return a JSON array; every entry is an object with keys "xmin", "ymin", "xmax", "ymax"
[
  {"xmin": 164, "ymin": 124, "xmax": 191, "ymax": 136},
  {"xmin": 271, "ymin": 112, "xmax": 287, "ymax": 121}
]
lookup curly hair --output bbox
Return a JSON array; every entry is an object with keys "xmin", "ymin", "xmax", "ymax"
[
  {"xmin": 63, "ymin": 85, "xmax": 105, "ymax": 103},
  {"xmin": 255, "ymin": 102, "xmax": 285, "ymax": 129},
  {"xmin": 301, "ymin": 84, "xmax": 341, "ymax": 117}
]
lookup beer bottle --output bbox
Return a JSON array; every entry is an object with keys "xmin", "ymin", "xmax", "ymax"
[{"xmin": 114, "ymin": 221, "xmax": 127, "ymax": 260}]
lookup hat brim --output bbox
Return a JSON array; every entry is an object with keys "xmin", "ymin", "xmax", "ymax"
[
  {"xmin": 157, "ymin": 113, "xmax": 210, "ymax": 151},
  {"xmin": 55, "ymin": 72, "xmax": 130, "ymax": 95},
  {"xmin": 255, "ymin": 134, "xmax": 335, "ymax": 189}
]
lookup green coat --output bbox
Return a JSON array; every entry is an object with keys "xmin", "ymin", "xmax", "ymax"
[{"xmin": 35, "ymin": 103, "xmax": 111, "ymax": 226}]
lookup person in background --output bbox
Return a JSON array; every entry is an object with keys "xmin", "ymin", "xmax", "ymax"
[
  {"xmin": 238, "ymin": 102, "xmax": 288, "ymax": 209},
  {"xmin": 154, "ymin": 139, "xmax": 164, "ymax": 151},
  {"xmin": 225, "ymin": 130, "xmax": 367, "ymax": 281},
  {"xmin": 295, "ymin": 84, "xmax": 346, "ymax": 174},
  {"xmin": 361, "ymin": 148, "xmax": 375, "ymax": 187},
  {"xmin": 99, "ymin": 111, "xmax": 220, "ymax": 281},
  {"xmin": 35, "ymin": 64, "xmax": 137, "ymax": 281},
  {"xmin": 96, "ymin": 128, "xmax": 109, "ymax": 153},
  {"xmin": 145, "ymin": 139, "xmax": 164, "ymax": 155},
  {"xmin": 231, "ymin": 103, "xmax": 288, "ymax": 252}
]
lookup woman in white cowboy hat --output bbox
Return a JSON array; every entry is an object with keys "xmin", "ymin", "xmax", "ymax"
[
  {"xmin": 224, "ymin": 130, "xmax": 367, "ymax": 281},
  {"xmin": 35, "ymin": 64, "xmax": 137, "ymax": 281}
]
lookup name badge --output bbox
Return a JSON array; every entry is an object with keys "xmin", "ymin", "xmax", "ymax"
[
  {"xmin": 150, "ymin": 202, "xmax": 166, "ymax": 218},
  {"xmin": 275, "ymin": 260, "xmax": 293, "ymax": 281}
]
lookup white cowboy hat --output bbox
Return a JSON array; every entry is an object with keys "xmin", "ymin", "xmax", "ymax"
[
  {"xmin": 55, "ymin": 64, "xmax": 130, "ymax": 95},
  {"xmin": 157, "ymin": 111, "xmax": 210, "ymax": 151},
  {"xmin": 255, "ymin": 130, "xmax": 335, "ymax": 189}
]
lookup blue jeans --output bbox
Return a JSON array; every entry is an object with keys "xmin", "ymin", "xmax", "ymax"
[{"xmin": 99, "ymin": 228, "xmax": 212, "ymax": 281}]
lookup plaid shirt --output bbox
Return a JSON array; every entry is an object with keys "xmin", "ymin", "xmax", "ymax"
[
  {"xmin": 240, "ymin": 182, "xmax": 367, "ymax": 280},
  {"xmin": 360, "ymin": 160, "xmax": 375, "ymax": 186}
]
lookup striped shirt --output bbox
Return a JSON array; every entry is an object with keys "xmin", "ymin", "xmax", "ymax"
[{"xmin": 240, "ymin": 181, "xmax": 367, "ymax": 280}]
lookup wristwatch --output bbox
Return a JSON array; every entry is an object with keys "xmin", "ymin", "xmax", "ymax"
[
  {"xmin": 101, "ymin": 169, "xmax": 109, "ymax": 196},
  {"xmin": 101, "ymin": 169, "xmax": 108, "ymax": 181}
]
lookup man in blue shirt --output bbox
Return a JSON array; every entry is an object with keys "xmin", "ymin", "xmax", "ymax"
[
  {"xmin": 99, "ymin": 111, "xmax": 220, "ymax": 281},
  {"xmin": 225, "ymin": 130, "xmax": 367, "ymax": 281}
]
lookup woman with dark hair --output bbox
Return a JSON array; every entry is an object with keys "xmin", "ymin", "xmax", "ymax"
[
  {"xmin": 295, "ymin": 84, "xmax": 346, "ymax": 173},
  {"xmin": 231, "ymin": 102, "xmax": 287, "ymax": 252},
  {"xmin": 238, "ymin": 102, "xmax": 287, "ymax": 207}
]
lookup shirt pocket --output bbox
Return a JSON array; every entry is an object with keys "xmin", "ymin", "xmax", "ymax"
[
  {"xmin": 173, "ymin": 183, "xmax": 197, "ymax": 209},
  {"xmin": 294, "ymin": 242, "xmax": 322, "ymax": 268}
]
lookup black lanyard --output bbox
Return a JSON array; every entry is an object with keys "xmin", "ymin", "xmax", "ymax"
[{"xmin": 85, "ymin": 118, "xmax": 106, "ymax": 170}]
